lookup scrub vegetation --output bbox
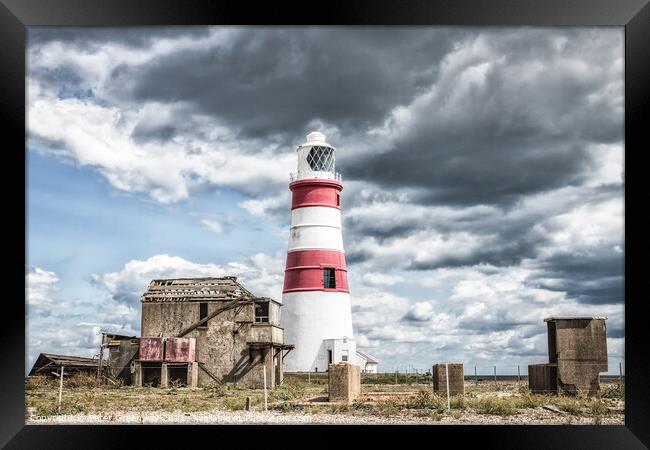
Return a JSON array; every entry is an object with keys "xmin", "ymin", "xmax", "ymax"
[{"xmin": 25, "ymin": 373, "xmax": 624, "ymax": 424}]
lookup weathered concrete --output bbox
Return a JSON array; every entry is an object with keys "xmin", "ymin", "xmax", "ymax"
[
  {"xmin": 529, "ymin": 317, "xmax": 608, "ymax": 396},
  {"xmin": 141, "ymin": 278, "xmax": 289, "ymax": 388},
  {"xmin": 188, "ymin": 362, "xmax": 199, "ymax": 388},
  {"xmin": 432, "ymin": 363, "xmax": 465, "ymax": 396},
  {"xmin": 328, "ymin": 362, "xmax": 361, "ymax": 404},
  {"xmin": 160, "ymin": 363, "xmax": 169, "ymax": 388},
  {"xmin": 528, "ymin": 364, "xmax": 558, "ymax": 394},
  {"xmin": 134, "ymin": 362, "xmax": 142, "ymax": 387}
]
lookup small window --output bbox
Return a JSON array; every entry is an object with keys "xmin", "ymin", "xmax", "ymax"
[
  {"xmin": 323, "ymin": 268, "xmax": 336, "ymax": 289},
  {"xmin": 342, "ymin": 350, "xmax": 349, "ymax": 362},
  {"xmin": 199, "ymin": 303, "xmax": 208, "ymax": 328},
  {"xmin": 255, "ymin": 301, "xmax": 269, "ymax": 323},
  {"xmin": 336, "ymin": 193, "xmax": 340, "ymax": 207}
]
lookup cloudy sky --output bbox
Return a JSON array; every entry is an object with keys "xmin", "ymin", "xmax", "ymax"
[{"xmin": 26, "ymin": 26, "xmax": 624, "ymax": 374}]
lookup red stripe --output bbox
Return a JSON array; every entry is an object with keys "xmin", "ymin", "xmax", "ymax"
[
  {"xmin": 290, "ymin": 178, "xmax": 342, "ymax": 210},
  {"xmin": 283, "ymin": 249, "xmax": 349, "ymax": 293}
]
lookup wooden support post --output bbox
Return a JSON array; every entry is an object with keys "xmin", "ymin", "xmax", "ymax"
[
  {"xmin": 97, "ymin": 333, "xmax": 104, "ymax": 379},
  {"xmin": 58, "ymin": 366, "xmax": 64, "ymax": 413}
]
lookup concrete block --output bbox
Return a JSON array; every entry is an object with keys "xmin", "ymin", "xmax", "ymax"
[
  {"xmin": 188, "ymin": 362, "xmax": 199, "ymax": 388},
  {"xmin": 432, "ymin": 363, "xmax": 465, "ymax": 396},
  {"xmin": 528, "ymin": 363, "xmax": 558, "ymax": 394},
  {"xmin": 328, "ymin": 362, "xmax": 361, "ymax": 404},
  {"xmin": 160, "ymin": 363, "xmax": 169, "ymax": 388},
  {"xmin": 545, "ymin": 317, "xmax": 608, "ymax": 396}
]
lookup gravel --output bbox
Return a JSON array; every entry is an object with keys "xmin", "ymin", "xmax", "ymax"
[{"xmin": 26, "ymin": 408, "xmax": 624, "ymax": 425}]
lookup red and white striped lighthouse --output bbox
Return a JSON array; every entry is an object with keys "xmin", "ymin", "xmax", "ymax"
[{"xmin": 281, "ymin": 131, "xmax": 356, "ymax": 372}]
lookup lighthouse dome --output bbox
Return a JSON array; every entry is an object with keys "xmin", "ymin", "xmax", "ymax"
[{"xmin": 291, "ymin": 131, "xmax": 341, "ymax": 182}]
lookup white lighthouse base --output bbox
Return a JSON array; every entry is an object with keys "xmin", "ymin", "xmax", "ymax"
[{"xmin": 281, "ymin": 291, "xmax": 355, "ymax": 372}]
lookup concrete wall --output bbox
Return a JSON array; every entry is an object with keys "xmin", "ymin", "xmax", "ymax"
[
  {"xmin": 551, "ymin": 318, "xmax": 608, "ymax": 396},
  {"xmin": 532, "ymin": 318, "xmax": 608, "ymax": 396},
  {"xmin": 328, "ymin": 362, "xmax": 361, "ymax": 404},
  {"xmin": 432, "ymin": 363, "xmax": 465, "ymax": 396},
  {"xmin": 528, "ymin": 364, "xmax": 558, "ymax": 394},
  {"xmin": 141, "ymin": 301, "xmax": 280, "ymax": 388}
]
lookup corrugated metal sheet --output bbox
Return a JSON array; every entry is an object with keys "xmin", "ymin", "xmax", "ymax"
[
  {"xmin": 139, "ymin": 337, "xmax": 164, "ymax": 361},
  {"xmin": 165, "ymin": 338, "xmax": 196, "ymax": 362}
]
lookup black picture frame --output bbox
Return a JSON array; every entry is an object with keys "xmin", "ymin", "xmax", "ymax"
[{"xmin": 2, "ymin": 0, "xmax": 648, "ymax": 447}]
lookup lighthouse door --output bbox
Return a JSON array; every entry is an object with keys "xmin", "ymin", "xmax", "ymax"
[{"xmin": 328, "ymin": 350, "xmax": 333, "ymax": 364}]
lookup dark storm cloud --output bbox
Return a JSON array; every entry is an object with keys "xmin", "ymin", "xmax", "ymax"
[
  {"xmin": 28, "ymin": 26, "xmax": 211, "ymax": 48},
  {"xmin": 346, "ymin": 140, "xmax": 592, "ymax": 207},
  {"xmin": 105, "ymin": 28, "xmax": 466, "ymax": 141},
  {"xmin": 531, "ymin": 250, "xmax": 624, "ymax": 305}
]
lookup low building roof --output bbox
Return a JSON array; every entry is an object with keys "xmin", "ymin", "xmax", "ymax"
[
  {"xmin": 356, "ymin": 350, "xmax": 379, "ymax": 364},
  {"xmin": 141, "ymin": 276, "xmax": 257, "ymax": 303},
  {"xmin": 28, "ymin": 353, "xmax": 99, "ymax": 376}
]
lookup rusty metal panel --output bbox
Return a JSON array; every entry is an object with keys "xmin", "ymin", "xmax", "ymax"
[
  {"xmin": 165, "ymin": 337, "xmax": 196, "ymax": 362},
  {"xmin": 139, "ymin": 337, "xmax": 164, "ymax": 361}
]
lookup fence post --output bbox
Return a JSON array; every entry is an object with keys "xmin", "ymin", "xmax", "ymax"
[
  {"xmin": 445, "ymin": 363, "xmax": 450, "ymax": 411},
  {"xmin": 395, "ymin": 370, "xmax": 398, "ymax": 384},
  {"xmin": 494, "ymin": 366, "xmax": 497, "ymax": 387},
  {"xmin": 619, "ymin": 361, "xmax": 623, "ymax": 385},
  {"xmin": 517, "ymin": 365, "xmax": 521, "ymax": 384},
  {"xmin": 308, "ymin": 371, "xmax": 311, "ymax": 384},
  {"xmin": 58, "ymin": 365, "xmax": 64, "ymax": 413},
  {"xmin": 475, "ymin": 366, "xmax": 478, "ymax": 386}
]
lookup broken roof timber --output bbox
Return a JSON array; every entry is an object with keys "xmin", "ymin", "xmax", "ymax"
[{"xmin": 141, "ymin": 276, "xmax": 256, "ymax": 303}]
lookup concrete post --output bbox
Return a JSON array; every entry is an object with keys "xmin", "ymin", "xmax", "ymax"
[
  {"xmin": 188, "ymin": 362, "xmax": 199, "ymax": 388},
  {"xmin": 161, "ymin": 363, "xmax": 169, "ymax": 388},
  {"xmin": 134, "ymin": 362, "xmax": 143, "ymax": 387},
  {"xmin": 494, "ymin": 366, "xmax": 497, "ymax": 387},
  {"xmin": 263, "ymin": 364, "xmax": 268, "ymax": 412},
  {"xmin": 518, "ymin": 365, "xmax": 521, "ymax": 383}
]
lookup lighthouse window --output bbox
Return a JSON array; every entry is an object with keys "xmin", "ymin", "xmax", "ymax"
[
  {"xmin": 307, "ymin": 146, "xmax": 335, "ymax": 172},
  {"xmin": 323, "ymin": 268, "xmax": 336, "ymax": 289}
]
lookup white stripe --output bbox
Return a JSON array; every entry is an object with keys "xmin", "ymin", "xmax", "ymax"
[
  {"xmin": 287, "ymin": 226, "xmax": 344, "ymax": 252},
  {"xmin": 288, "ymin": 206, "xmax": 344, "ymax": 252},
  {"xmin": 291, "ymin": 206, "xmax": 341, "ymax": 229}
]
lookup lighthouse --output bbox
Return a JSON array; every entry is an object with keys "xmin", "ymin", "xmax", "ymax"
[{"xmin": 281, "ymin": 131, "xmax": 356, "ymax": 372}]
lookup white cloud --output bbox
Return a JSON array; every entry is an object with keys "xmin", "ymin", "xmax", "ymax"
[
  {"xmin": 91, "ymin": 252, "xmax": 285, "ymax": 307},
  {"xmin": 403, "ymin": 302, "xmax": 435, "ymax": 321},
  {"xmin": 362, "ymin": 272, "xmax": 404, "ymax": 286},
  {"xmin": 201, "ymin": 218, "xmax": 223, "ymax": 234},
  {"xmin": 26, "ymin": 266, "xmax": 59, "ymax": 307}
]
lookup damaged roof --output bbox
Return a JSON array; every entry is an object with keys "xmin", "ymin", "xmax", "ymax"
[
  {"xmin": 141, "ymin": 276, "xmax": 256, "ymax": 303},
  {"xmin": 28, "ymin": 353, "xmax": 99, "ymax": 376}
]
